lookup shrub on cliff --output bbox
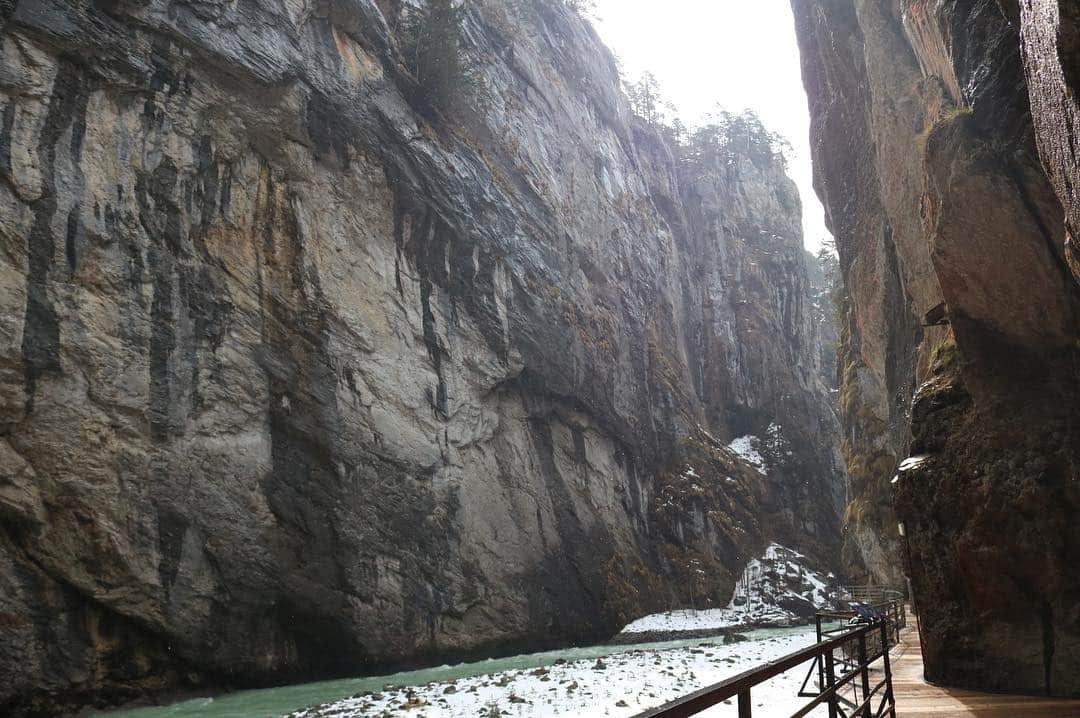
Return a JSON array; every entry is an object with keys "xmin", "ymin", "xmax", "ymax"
[
  {"xmin": 682, "ymin": 110, "xmax": 792, "ymax": 171},
  {"xmin": 626, "ymin": 72, "xmax": 679, "ymax": 128},
  {"xmin": 400, "ymin": 0, "xmax": 483, "ymax": 121},
  {"xmin": 560, "ymin": 0, "xmax": 596, "ymax": 15}
]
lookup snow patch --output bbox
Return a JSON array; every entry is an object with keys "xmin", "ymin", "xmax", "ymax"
[
  {"xmin": 897, "ymin": 455, "xmax": 929, "ymax": 472},
  {"xmin": 727, "ymin": 436, "xmax": 767, "ymax": 475}
]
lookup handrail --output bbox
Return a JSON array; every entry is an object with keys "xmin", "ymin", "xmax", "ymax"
[
  {"xmin": 636, "ymin": 599, "xmax": 903, "ymax": 718},
  {"xmin": 834, "ymin": 585, "xmax": 905, "ymax": 604},
  {"xmin": 636, "ymin": 623, "xmax": 874, "ymax": 715}
]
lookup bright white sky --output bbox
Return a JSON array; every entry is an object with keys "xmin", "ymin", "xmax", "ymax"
[{"xmin": 589, "ymin": 0, "xmax": 832, "ymax": 253}]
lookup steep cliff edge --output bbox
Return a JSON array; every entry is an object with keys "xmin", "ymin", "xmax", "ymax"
[
  {"xmin": 792, "ymin": 0, "xmax": 1080, "ymax": 697},
  {"xmin": 0, "ymin": 1, "xmax": 843, "ymax": 714}
]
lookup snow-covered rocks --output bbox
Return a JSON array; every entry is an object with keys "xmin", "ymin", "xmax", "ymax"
[
  {"xmin": 620, "ymin": 544, "xmax": 833, "ymax": 636},
  {"xmin": 729, "ymin": 544, "xmax": 831, "ymax": 622}
]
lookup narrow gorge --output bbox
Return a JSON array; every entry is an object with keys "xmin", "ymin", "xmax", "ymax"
[
  {"xmin": 5, "ymin": 0, "xmax": 1080, "ymax": 715},
  {"xmin": 0, "ymin": 1, "xmax": 845, "ymax": 715}
]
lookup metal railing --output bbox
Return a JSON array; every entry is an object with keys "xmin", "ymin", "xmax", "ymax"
[
  {"xmin": 833, "ymin": 585, "xmax": 905, "ymax": 605},
  {"xmin": 636, "ymin": 601, "xmax": 904, "ymax": 718},
  {"xmin": 814, "ymin": 601, "xmax": 905, "ymax": 649},
  {"xmin": 800, "ymin": 601, "xmax": 905, "ymax": 714}
]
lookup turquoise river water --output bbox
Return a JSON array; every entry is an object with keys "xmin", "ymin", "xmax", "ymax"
[{"xmin": 98, "ymin": 626, "xmax": 813, "ymax": 718}]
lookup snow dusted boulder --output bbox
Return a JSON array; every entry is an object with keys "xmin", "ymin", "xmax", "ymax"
[
  {"xmin": 727, "ymin": 544, "xmax": 832, "ymax": 623},
  {"xmin": 619, "ymin": 543, "xmax": 834, "ymax": 637}
]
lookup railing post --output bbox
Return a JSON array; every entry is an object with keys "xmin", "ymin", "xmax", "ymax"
[
  {"xmin": 816, "ymin": 613, "xmax": 825, "ymax": 690},
  {"xmin": 824, "ymin": 645, "xmax": 839, "ymax": 718},
  {"xmin": 857, "ymin": 630, "xmax": 871, "ymax": 715},
  {"xmin": 737, "ymin": 689, "xmax": 751, "ymax": 718},
  {"xmin": 881, "ymin": 620, "xmax": 896, "ymax": 715},
  {"xmin": 885, "ymin": 602, "xmax": 892, "ymax": 647}
]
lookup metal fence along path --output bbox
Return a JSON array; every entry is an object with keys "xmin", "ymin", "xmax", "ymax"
[
  {"xmin": 637, "ymin": 603, "xmax": 1080, "ymax": 718},
  {"xmin": 636, "ymin": 600, "xmax": 904, "ymax": 718}
]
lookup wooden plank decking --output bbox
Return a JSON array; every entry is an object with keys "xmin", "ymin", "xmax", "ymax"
[{"xmin": 892, "ymin": 610, "xmax": 1080, "ymax": 716}]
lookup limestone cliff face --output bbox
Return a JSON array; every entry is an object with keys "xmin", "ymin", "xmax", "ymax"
[
  {"xmin": 0, "ymin": 1, "xmax": 843, "ymax": 713},
  {"xmin": 792, "ymin": 0, "xmax": 1080, "ymax": 697}
]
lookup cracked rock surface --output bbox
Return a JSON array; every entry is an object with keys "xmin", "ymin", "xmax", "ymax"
[
  {"xmin": 792, "ymin": 0, "xmax": 1080, "ymax": 697},
  {"xmin": 0, "ymin": 1, "xmax": 845, "ymax": 714}
]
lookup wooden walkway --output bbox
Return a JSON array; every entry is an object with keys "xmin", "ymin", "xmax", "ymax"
[{"xmin": 892, "ymin": 611, "xmax": 1080, "ymax": 716}]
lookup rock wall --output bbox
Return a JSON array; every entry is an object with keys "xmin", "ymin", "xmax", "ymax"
[
  {"xmin": 0, "ymin": 0, "xmax": 844, "ymax": 713},
  {"xmin": 792, "ymin": 0, "xmax": 1080, "ymax": 697}
]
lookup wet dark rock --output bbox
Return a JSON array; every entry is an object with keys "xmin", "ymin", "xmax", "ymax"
[{"xmin": 791, "ymin": 0, "xmax": 1080, "ymax": 698}]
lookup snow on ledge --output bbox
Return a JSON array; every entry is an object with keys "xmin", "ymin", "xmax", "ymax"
[
  {"xmin": 727, "ymin": 435, "xmax": 767, "ymax": 475},
  {"xmin": 897, "ymin": 455, "xmax": 930, "ymax": 472}
]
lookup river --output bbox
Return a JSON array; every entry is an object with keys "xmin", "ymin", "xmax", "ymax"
[{"xmin": 99, "ymin": 626, "xmax": 817, "ymax": 718}]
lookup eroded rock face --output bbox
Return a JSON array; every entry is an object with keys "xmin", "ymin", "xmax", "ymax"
[
  {"xmin": 790, "ymin": 0, "xmax": 930, "ymax": 589},
  {"xmin": 1019, "ymin": 0, "xmax": 1080, "ymax": 282},
  {"xmin": 792, "ymin": 0, "xmax": 1080, "ymax": 697},
  {"xmin": 0, "ymin": 1, "xmax": 844, "ymax": 713}
]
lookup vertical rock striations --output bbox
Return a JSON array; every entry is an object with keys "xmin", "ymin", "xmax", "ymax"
[
  {"xmin": 1019, "ymin": 0, "xmax": 1080, "ymax": 282},
  {"xmin": 792, "ymin": 0, "xmax": 1080, "ymax": 697},
  {"xmin": 0, "ymin": 1, "xmax": 843, "ymax": 713}
]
